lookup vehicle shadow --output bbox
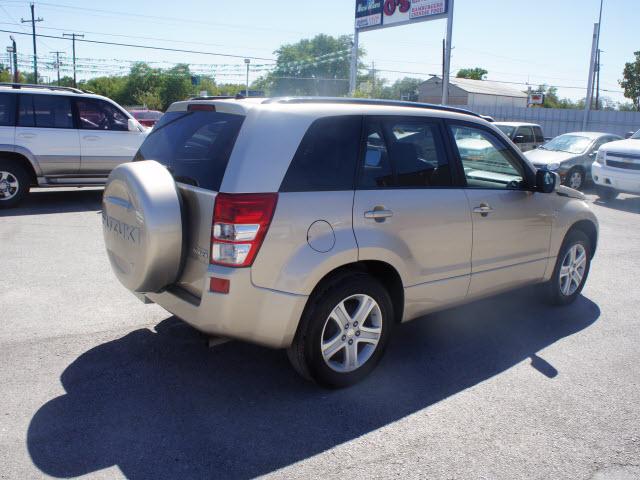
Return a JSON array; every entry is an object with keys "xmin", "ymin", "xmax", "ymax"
[
  {"xmin": 592, "ymin": 195, "xmax": 640, "ymax": 214},
  {"xmin": 27, "ymin": 289, "xmax": 600, "ymax": 480},
  {"xmin": 0, "ymin": 188, "xmax": 103, "ymax": 217}
]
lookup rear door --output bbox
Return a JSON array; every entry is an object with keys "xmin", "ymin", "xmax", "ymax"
[
  {"xmin": 448, "ymin": 121, "xmax": 553, "ymax": 298},
  {"xmin": 352, "ymin": 116, "xmax": 472, "ymax": 317},
  {"xmin": 134, "ymin": 107, "xmax": 245, "ymax": 298},
  {"xmin": 76, "ymin": 98, "xmax": 144, "ymax": 175},
  {"xmin": 15, "ymin": 93, "xmax": 80, "ymax": 175}
]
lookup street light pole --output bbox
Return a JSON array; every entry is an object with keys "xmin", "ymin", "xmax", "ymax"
[
  {"xmin": 442, "ymin": 0, "xmax": 455, "ymax": 105},
  {"xmin": 21, "ymin": 3, "xmax": 43, "ymax": 84},
  {"xmin": 244, "ymin": 58, "xmax": 250, "ymax": 97}
]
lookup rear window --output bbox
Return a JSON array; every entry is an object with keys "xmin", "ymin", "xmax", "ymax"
[
  {"xmin": 279, "ymin": 116, "xmax": 361, "ymax": 192},
  {"xmin": 134, "ymin": 110, "xmax": 244, "ymax": 191}
]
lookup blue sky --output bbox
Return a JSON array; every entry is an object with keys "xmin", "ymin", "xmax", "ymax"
[{"xmin": 1, "ymin": 0, "xmax": 636, "ymax": 104}]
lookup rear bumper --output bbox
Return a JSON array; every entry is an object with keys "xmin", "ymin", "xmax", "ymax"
[
  {"xmin": 146, "ymin": 266, "xmax": 308, "ymax": 349},
  {"xmin": 592, "ymin": 162, "xmax": 640, "ymax": 194}
]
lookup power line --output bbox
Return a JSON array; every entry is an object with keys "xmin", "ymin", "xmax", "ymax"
[{"xmin": 0, "ymin": 28, "xmax": 276, "ymax": 62}]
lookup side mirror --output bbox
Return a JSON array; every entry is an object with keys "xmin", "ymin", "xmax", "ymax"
[
  {"xmin": 589, "ymin": 151, "xmax": 596, "ymax": 158},
  {"xmin": 128, "ymin": 118, "xmax": 140, "ymax": 132},
  {"xmin": 536, "ymin": 169, "xmax": 558, "ymax": 193},
  {"xmin": 513, "ymin": 135, "xmax": 525, "ymax": 143}
]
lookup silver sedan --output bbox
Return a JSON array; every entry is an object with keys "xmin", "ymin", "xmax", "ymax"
[{"xmin": 525, "ymin": 132, "xmax": 621, "ymax": 190}]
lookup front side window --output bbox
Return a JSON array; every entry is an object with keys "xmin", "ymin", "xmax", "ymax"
[
  {"xmin": 18, "ymin": 94, "xmax": 73, "ymax": 129},
  {"xmin": 450, "ymin": 124, "xmax": 525, "ymax": 189},
  {"xmin": 280, "ymin": 116, "xmax": 361, "ymax": 192},
  {"xmin": 0, "ymin": 93, "xmax": 16, "ymax": 126},
  {"xmin": 517, "ymin": 126, "xmax": 534, "ymax": 143},
  {"xmin": 359, "ymin": 117, "xmax": 452, "ymax": 189},
  {"xmin": 77, "ymin": 99, "xmax": 128, "ymax": 131}
]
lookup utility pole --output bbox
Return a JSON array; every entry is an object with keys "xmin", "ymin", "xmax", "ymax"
[
  {"xmin": 442, "ymin": 0, "xmax": 455, "ymax": 105},
  {"xmin": 371, "ymin": 61, "xmax": 375, "ymax": 95},
  {"xmin": 349, "ymin": 29, "xmax": 359, "ymax": 96},
  {"xmin": 10, "ymin": 36, "xmax": 18, "ymax": 82},
  {"xmin": 595, "ymin": 49, "xmax": 601, "ymax": 110},
  {"xmin": 51, "ymin": 51, "xmax": 64, "ymax": 86},
  {"xmin": 244, "ymin": 58, "xmax": 250, "ymax": 97},
  {"xmin": 441, "ymin": 39, "xmax": 445, "ymax": 100},
  {"xmin": 21, "ymin": 3, "xmax": 43, "ymax": 84},
  {"xmin": 63, "ymin": 33, "xmax": 84, "ymax": 87},
  {"xmin": 582, "ymin": 22, "xmax": 599, "ymax": 131}
]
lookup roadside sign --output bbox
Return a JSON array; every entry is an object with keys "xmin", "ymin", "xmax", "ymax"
[
  {"xmin": 528, "ymin": 93, "xmax": 545, "ymax": 105},
  {"xmin": 356, "ymin": 0, "xmax": 448, "ymax": 31}
]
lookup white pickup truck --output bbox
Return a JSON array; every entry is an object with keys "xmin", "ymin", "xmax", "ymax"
[{"xmin": 592, "ymin": 129, "xmax": 640, "ymax": 200}]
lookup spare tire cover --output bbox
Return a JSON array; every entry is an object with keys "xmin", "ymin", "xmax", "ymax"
[{"xmin": 102, "ymin": 160, "xmax": 183, "ymax": 293}]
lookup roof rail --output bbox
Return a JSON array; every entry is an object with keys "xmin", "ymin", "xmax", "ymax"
[
  {"xmin": 262, "ymin": 97, "xmax": 483, "ymax": 118},
  {"xmin": 0, "ymin": 82, "xmax": 85, "ymax": 94},
  {"xmin": 188, "ymin": 95, "xmax": 236, "ymax": 101}
]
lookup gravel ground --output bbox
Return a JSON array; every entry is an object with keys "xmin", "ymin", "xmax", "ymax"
[{"xmin": 0, "ymin": 187, "xmax": 639, "ymax": 480}]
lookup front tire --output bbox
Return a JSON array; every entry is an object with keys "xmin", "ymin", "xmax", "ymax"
[
  {"xmin": 596, "ymin": 185, "xmax": 618, "ymax": 201},
  {"xmin": 542, "ymin": 230, "xmax": 592, "ymax": 305},
  {"xmin": 0, "ymin": 161, "xmax": 30, "ymax": 209},
  {"xmin": 287, "ymin": 273, "xmax": 393, "ymax": 388},
  {"xmin": 564, "ymin": 167, "xmax": 585, "ymax": 190}
]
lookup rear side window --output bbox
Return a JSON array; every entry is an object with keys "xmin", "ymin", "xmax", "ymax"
[
  {"xmin": 0, "ymin": 93, "xmax": 16, "ymax": 126},
  {"xmin": 18, "ymin": 94, "xmax": 73, "ymax": 128},
  {"xmin": 359, "ymin": 117, "xmax": 452, "ymax": 189},
  {"xmin": 134, "ymin": 110, "xmax": 244, "ymax": 191},
  {"xmin": 280, "ymin": 116, "xmax": 361, "ymax": 192},
  {"xmin": 534, "ymin": 126, "xmax": 544, "ymax": 143}
]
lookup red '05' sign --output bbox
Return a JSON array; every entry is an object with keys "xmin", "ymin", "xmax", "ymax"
[{"xmin": 384, "ymin": 0, "xmax": 410, "ymax": 15}]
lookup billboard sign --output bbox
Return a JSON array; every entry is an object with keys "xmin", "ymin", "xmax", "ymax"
[
  {"xmin": 356, "ymin": 0, "xmax": 448, "ymax": 30},
  {"xmin": 355, "ymin": 0, "xmax": 383, "ymax": 29}
]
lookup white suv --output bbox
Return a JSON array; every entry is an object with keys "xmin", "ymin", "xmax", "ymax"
[
  {"xmin": 0, "ymin": 83, "xmax": 148, "ymax": 208},
  {"xmin": 592, "ymin": 129, "xmax": 640, "ymax": 200}
]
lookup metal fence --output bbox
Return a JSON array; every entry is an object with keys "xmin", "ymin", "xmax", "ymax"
[{"xmin": 463, "ymin": 105, "xmax": 640, "ymax": 138}]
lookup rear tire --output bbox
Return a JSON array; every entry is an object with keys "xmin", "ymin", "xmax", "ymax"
[
  {"xmin": 287, "ymin": 273, "xmax": 393, "ymax": 388},
  {"xmin": 540, "ymin": 230, "xmax": 591, "ymax": 306},
  {"xmin": 596, "ymin": 185, "xmax": 618, "ymax": 201},
  {"xmin": 0, "ymin": 160, "xmax": 30, "ymax": 209}
]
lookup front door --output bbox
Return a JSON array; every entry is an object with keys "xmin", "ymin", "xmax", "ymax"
[
  {"xmin": 352, "ymin": 116, "xmax": 472, "ymax": 318},
  {"xmin": 75, "ymin": 98, "xmax": 144, "ymax": 175},
  {"xmin": 448, "ymin": 122, "xmax": 553, "ymax": 299}
]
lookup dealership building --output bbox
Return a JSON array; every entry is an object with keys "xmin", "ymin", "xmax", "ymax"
[{"xmin": 418, "ymin": 76, "xmax": 528, "ymax": 108}]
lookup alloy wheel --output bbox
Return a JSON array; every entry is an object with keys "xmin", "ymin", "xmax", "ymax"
[
  {"xmin": 0, "ymin": 171, "xmax": 19, "ymax": 201},
  {"xmin": 320, "ymin": 294, "xmax": 383, "ymax": 373},
  {"xmin": 559, "ymin": 244, "xmax": 587, "ymax": 296}
]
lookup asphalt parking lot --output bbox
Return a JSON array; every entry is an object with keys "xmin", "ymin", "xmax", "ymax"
[{"xmin": 1, "ymin": 187, "xmax": 639, "ymax": 480}]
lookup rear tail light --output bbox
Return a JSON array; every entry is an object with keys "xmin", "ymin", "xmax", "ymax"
[{"xmin": 210, "ymin": 193, "xmax": 278, "ymax": 267}]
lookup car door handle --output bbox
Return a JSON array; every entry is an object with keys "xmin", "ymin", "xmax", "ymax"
[
  {"xmin": 83, "ymin": 135, "xmax": 100, "ymax": 141},
  {"xmin": 473, "ymin": 204, "xmax": 494, "ymax": 217},
  {"xmin": 18, "ymin": 133, "xmax": 36, "ymax": 139},
  {"xmin": 364, "ymin": 208, "xmax": 393, "ymax": 222}
]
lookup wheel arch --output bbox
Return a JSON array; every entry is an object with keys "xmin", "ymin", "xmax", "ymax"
[
  {"xmin": 567, "ymin": 219, "xmax": 598, "ymax": 258},
  {"xmin": 305, "ymin": 260, "xmax": 405, "ymax": 325},
  {"xmin": 0, "ymin": 150, "xmax": 39, "ymax": 185}
]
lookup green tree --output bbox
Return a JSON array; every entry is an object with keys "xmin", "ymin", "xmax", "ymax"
[
  {"xmin": 620, "ymin": 51, "xmax": 640, "ymax": 111},
  {"xmin": 122, "ymin": 62, "xmax": 162, "ymax": 106},
  {"xmin": 159, "ymin": 64, "xmax": 192, "ymax": 109},
  {"xmin": 0, "ymin": 64, "xmax": 11, "ymax": 82},
  {"xmin": 534, "ymin": 85, "xmax": 581, "ymax": 109},
  {"xmin": 456, "ymin": 67, "xmax": 488, "ymax": 80},
  {"xmin": 258, "ymin": 34, "xmax": 356, "ymax": 96},
  {"xmin": 80, "ymin": 76, "xmax": 127, "ymax": 103}
]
